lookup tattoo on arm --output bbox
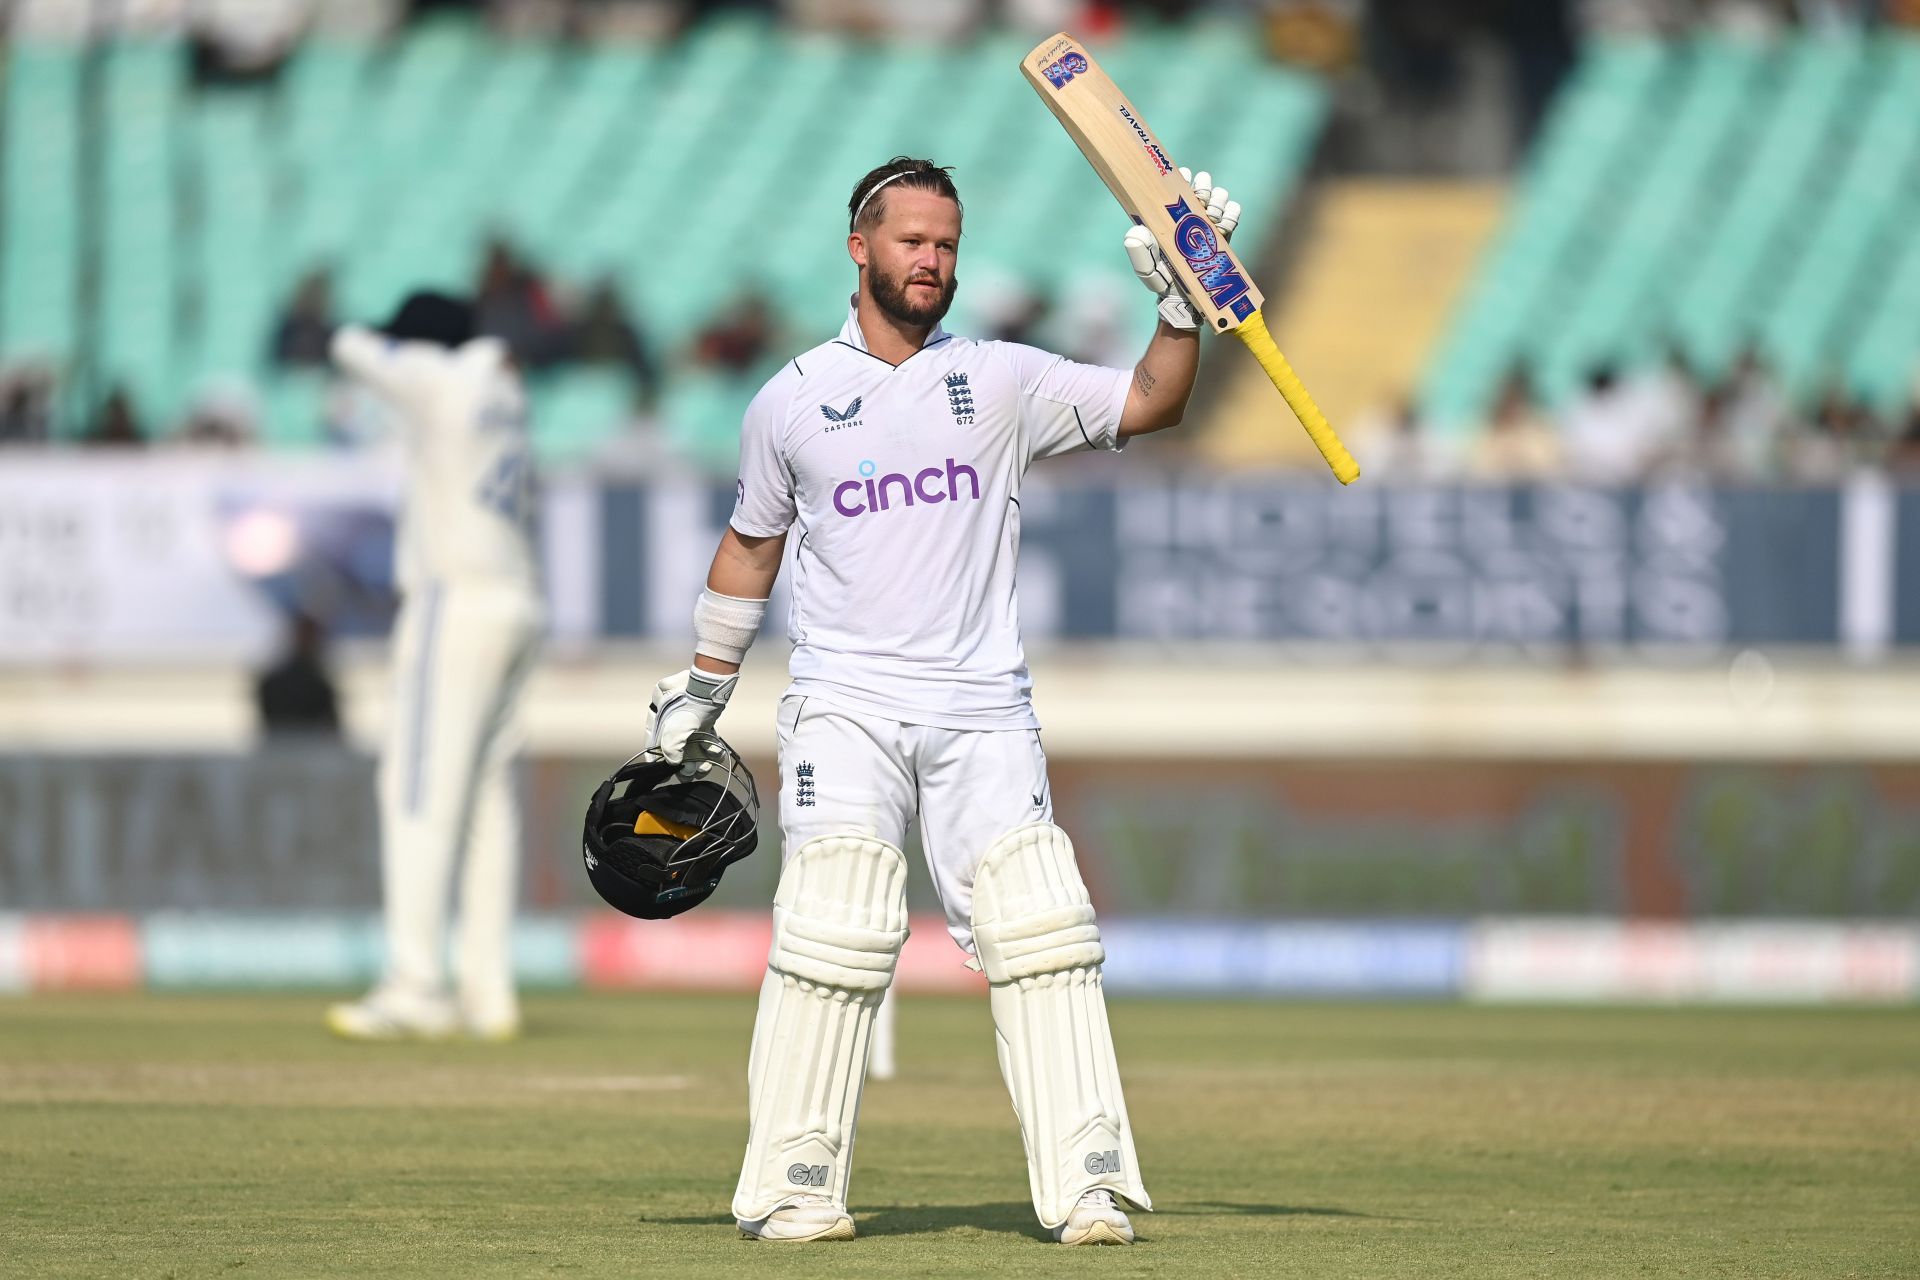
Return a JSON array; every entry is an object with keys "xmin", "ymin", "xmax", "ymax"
[{"xmin": 1133, "ymin": 365, "xmax": 1157, "ymax": 397}]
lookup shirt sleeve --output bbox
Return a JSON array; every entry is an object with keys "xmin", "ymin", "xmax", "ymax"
[
  {"xmin": 990, "ymin": 341, "xmax": 1133, "ymax": 463},
  {"xmin": 329, "ymin": 326, "xmax": 439, "ymax": 417},
  {"xmin": 730, "ymin": 371, "xmax": 799, "ymax": 537}
]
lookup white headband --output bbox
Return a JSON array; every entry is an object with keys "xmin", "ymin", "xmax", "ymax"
[{"xmin": 851, "ymin": 171, "xmax": 914, "ymax": 230}]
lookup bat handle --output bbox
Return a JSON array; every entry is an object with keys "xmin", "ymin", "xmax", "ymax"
[{"xmin": 1232, "ymin": 310, "xmax": 1360, "ymax": 485}]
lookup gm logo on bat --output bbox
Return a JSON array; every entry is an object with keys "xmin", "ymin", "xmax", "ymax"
[
  {"xmin": 1164, "ymin": 195, "xmax": 1255, "ymax": 320},
  {"xmin": 1041, "ymin": 49, "xmax": 1089, "ymax": 87}
]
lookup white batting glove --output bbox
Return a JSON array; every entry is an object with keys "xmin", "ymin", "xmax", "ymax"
[
  {"xmin": 1123, "ymin": 167, "xmax": 1242, "ymax": 332},
  {"xmin": 1182, "ymin": 167, "xmax": 1242, "ymax": 240},
  {"xmin": 644, "ymin": 667, "xmax": 737, "ymax": 764}
]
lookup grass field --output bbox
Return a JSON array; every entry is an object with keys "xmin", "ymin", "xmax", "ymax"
[{"xmin": 2, "ymin": 993, "xmax": 1916, "ymax": 1278}]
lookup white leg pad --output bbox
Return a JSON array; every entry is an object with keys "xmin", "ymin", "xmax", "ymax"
[
  {"xmin": 732, "ymin": 833, "xmax": 909, "ymax": 1222},
  {"xmin": 972, "ymin": 822, "xmax": 1149, "ymax": 1229}
]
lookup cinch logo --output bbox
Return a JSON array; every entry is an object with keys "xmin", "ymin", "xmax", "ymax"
[
  {"xmin": 1117, "ymin": 106, "xmax": 1172, "ymax": 175},
  {"xmin": 833, "ymin": 458, "xmax": 981, "ymax": 517},
  {"xmin": 1163, "ymin": 195, "xmax": 1255, "ymax": 320},
  {"xmin": 1084, "ymin": 1149, "xmax": 1122, "ymax": 1176},
  {"xmin": 787, "ymin": 1163, "xmax": 830, "ymax": 1187},
  {"xmin": 1041, "ymin": 49, "xmax": 1089, "ymax": 88}
]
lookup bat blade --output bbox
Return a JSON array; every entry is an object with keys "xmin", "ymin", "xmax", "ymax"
[
  {"xmin": 1020, "ymin": 32, "xmax": 1262, "ymax": 334},
  {"xmin": 1020, "ymin": 32, "xmax": 1361, "ymax": 484}
]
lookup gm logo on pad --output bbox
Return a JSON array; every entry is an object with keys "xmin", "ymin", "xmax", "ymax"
[{"xmin": 787, "ymin": 1163, "xmax": 831, "ymax": 1187}]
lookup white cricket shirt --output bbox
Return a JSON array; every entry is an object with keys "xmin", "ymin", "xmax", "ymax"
[
  {"xmin": 732, "ymin": 303, "xmax": 1131, "ymax": 729},
  {"xmin": 332, "ymin": 328, "xmax": 540, "ymax": 596}
]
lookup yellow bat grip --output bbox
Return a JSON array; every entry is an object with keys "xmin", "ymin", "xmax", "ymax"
[{"xmin": 1231, "ymin": 310, "xmax": 1360, "ymax": 485}]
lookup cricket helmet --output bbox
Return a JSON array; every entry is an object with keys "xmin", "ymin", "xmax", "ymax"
[{"xmin": 581, "ymin": 732, "xmax": 761, "ymax": 919}]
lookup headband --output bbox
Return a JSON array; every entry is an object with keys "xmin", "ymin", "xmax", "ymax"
[{"xmin": 850, "ymin": 171, "xmax": 914, "ymax": 230}]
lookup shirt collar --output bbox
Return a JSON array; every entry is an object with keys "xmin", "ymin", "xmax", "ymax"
[{"xmin": 838, "ymin": 296, "xmax": 948, "ymax": 354}]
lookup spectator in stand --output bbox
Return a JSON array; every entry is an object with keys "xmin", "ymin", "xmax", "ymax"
[
  {"xmin": 1648, "ymin": 382, "xmax": 1746, "ymax": 480},
  {"xmin": 1789, "ymin": 391, "xmax": 1896, "ymax": 479},
  {"xmin": 1783, "ymin": 389, "xmax": 1881, "ymax": 482},
  {"xmin": 85, "ymin": 388, "xmax": 145, "ymax": 448},
  {"xmin": 255, "ymin": 612, "xmax": 343, "ymax": 740},
  {"xmin": 1470, "ymin": 368, "xmax": 1561, "ymax": 481},
  {"xmin": 0, "ymin": 365, "xmax": 56, "ymax": 444},
  {"xmin": 693, "ymin": 289, "xmax": 778, "ymax": 376},
  {"xmin": 989, "ymin": 293, "xmax": 1051, "ymax": 346},
  {"xmin": 1622, "ymin": 347, "xmax": 1703, "ymax": 460},
  {"xmin": 272, "ymin": 269, "xmax": 339, "ymax": 368},
  {"xmin": 1713, "ymin": 345, "xmax": 1789, "ymax": 476},
  {"xmin": 1887, "ymin": 398, "xmax": 1920, "ymax": 476},
  {"xmin": 1561, "ymin": 363, "xmax": 1672, "ymax": 483},
  {"xmin": 176, "ymin": 381, "xmax": 262, "ymax": 448},
  {"xmin": 1352, "ymin": 396, "xmax": 1454, "ymax": 482},
  {"xmin": 476, "ymin": 238, "xmax": 567, "ymax": 369},
  {"xmin": 569, "ymin": 278, "xmax": 659, "ymax": 397}
]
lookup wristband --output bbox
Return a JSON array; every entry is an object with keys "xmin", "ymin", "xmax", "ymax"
[{"xmin": 693, "ymin": 589, "xmax": 768, "ymax": 665}]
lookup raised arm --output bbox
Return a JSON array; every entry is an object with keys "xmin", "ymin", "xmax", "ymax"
[
  {"xmin": 330, "ymin": 325, "xmax": 434, "ymax": 412},
  {"xmin": 1119, "ymin": 320, "xmax": 1200, "ymax": 438}
]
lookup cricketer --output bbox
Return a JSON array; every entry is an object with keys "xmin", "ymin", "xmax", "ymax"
[
  {"xmin": 644, "ymin": 157, "xmax": 1243, "ymax": 1244},
  {"xmin": 326, "ymin": 292, "xmax": 545, "ymax": 1044}
]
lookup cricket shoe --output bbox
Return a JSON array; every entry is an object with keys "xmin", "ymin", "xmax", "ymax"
[
  {"xmin": 462, "ymin": 1000, "xmax": 522, "ymax": 1043},
  {"xmin": 325, "ymin": 989, "xmax": 460, "ymax": 1042},
  {"xmin": 1054, "ymin": 1190, "xmax": 1135, "ymax": 1246},
  {"xmin": 737, "ymin": 1195, "xmax": 855, "ymax": 1242},
  {"xmin": 464, "ymin": 1013, "xmax": 522, "ymax": 1044}
]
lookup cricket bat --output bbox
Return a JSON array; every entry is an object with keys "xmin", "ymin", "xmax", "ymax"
[{"xmin": 1021, "ymin": 33, "xmax": 1360, "ymax": 485}]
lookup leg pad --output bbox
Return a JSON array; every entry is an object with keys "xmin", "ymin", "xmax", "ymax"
[
  {"xmin": 973, "ymin": 822, "xmax": 1150, "ymax": 1228},
  {"xmin": 733, "ymin": 834, "xmax": 909, "ymax": 1221}
]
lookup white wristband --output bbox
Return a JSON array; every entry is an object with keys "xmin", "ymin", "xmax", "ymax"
[{"xmin": 692, "ymin": 589, "xmax": 768, "ymax": 665}]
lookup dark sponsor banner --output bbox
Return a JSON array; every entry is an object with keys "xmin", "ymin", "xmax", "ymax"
[
  {"xmin": 597, "ymin": 482, "xmax": 1860, "ymax": 652},
  {"xmin": 1899, "ymin": 488, "xmax": 1920, "ymax": 646},
  {"xmin": 7, "ymin": 752, "xmax": 1918, "ymax": 920},
  {"xmin": 1, "ymin": 461, "xmax": 1904, "ymax": 658},
  {"xmin": 0, "ymin": 749, "xmax": 381, "ymax": 911}
]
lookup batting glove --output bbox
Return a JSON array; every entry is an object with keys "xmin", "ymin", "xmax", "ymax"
[
  {"xmin": 644, "ymin": 667, "xmax": 737, "ymax": 764},
  {"xmin": 1124, "ymin": 167, "xmax": 1242, "ymax": 332}
]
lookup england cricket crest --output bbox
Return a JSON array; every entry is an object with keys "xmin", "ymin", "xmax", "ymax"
[{"xmin": 945, "ymin": 371, "xmax": 975, "ymax": 424}]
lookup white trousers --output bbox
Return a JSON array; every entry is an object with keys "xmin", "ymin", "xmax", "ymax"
[
  {"xmin": 775, "ymin": 694, "xmax": 1054, "ymax": 955},
  {"xmin": 378, "ymin": 580, "xmax": 542, "ymax": 1024}
]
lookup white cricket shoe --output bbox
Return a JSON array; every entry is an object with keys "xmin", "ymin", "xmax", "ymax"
[
  {"xmin": 325, "ymin": 989, "xmax": 459, "ymax": 1042},
  {"xmin": 464, "ymin": 1012, "xmax": 522, "ymax": 1044},
  {"xmin": 737, "ymin": 1195, "xmax": 856, "ymax": 1242},
  {"xmin": 461, "ymin": 998, "xmax": 522, "ymax": 1043},
  {"xmin": 1054, "ymin": 1190, "xmax": 1135, "ymax": 1246}
]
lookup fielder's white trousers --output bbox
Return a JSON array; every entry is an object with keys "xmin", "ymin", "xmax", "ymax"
[
  {"xmin": 775, "ymin": 694, "xmax": 1054, "ymax": 955},
  {"xmin": 378, "ymin": 579, "xmax": 542, "ymax": 1025}
]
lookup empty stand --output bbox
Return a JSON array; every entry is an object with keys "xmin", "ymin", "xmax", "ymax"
[
  {"xmin": 0, "ymin": 19, "xmax": 1325, "ymax": 458},
  {"xmin": 1422, "ymin": 30, "xmax": 1920, "ymax": 433}
]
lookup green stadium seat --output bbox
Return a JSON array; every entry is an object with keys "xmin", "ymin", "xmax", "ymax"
[
  {"xmin": 262, "ymin": 373, "xmax": 330, "ymax": 448},
  {"xmin": 2, "ymin": 18, "xmax": 1328, "ymax": 452},
  {"xmin": 1423, "ymin": 30, "xmax": 1920, "ymax": 430},
  {"xmin": 1, "ymin": 47, "xmax": 85, "ymax": 364},
  {"xmin": 530, "ymin": 369, "xmax": 635, "ymax": 463}
]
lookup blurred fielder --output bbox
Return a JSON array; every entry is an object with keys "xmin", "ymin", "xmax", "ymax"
[
  {"xmin": 326, "ymin": 292, "xmax": 544, "ymax": 1042},
  {"xmin": 646, "ymin": 157, "xmax": 1239, "ymax": 1245}
]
